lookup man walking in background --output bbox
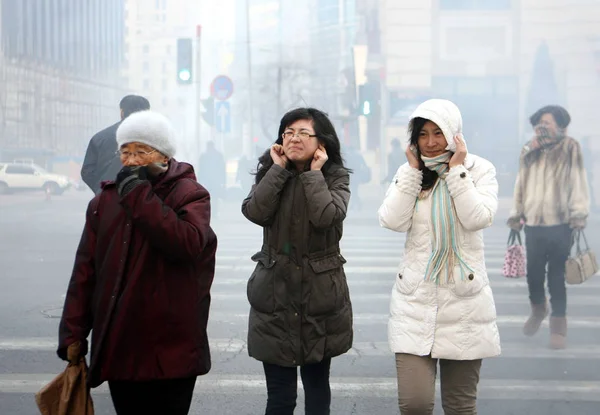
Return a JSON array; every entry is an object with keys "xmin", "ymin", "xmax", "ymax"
[{"xmin": 81, "ymin": 95, "xmax": 150, "ymax": 194}]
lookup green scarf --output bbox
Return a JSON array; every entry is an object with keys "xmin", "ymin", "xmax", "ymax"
[{"xmin": 421, "ymin": 152, "xmax": 473, "ymax": 285}]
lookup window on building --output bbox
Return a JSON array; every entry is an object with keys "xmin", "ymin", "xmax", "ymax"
[
  {"xmin": 318, "ymin": 0, "xmax": 339, "ymax": 25},
  {"xmin": 162, "ymin": 62, "xmax": 167, "ymax": 73},
  {"xmin": 143, "ymin": 44, "xmax": 149, "ymax": 54},
  {"xmin": 162, "ymin": 79, "xmax": 168, "ymax": 90},
  {"xmin": 143, "ymin": 61, "xmax": 150, "ymax": 72},
  {"xmin": 162, "ymin": 98, "xmax": 168, "ymax": 107},
  {"xmin": 439, "ymin": 0, "xmax": 511, "ymax": 9},
  {"xmin": 143, "ymin": 79, "xmax": 151, "ymax": 89}
]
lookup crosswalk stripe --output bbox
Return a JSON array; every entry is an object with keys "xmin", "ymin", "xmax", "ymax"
[
  {"xmin": 217, "ymin": 248, "xmax": 512, "ymax": 257},
  {"xmin": 217, "ymin": 255, "xmax": 504, "ymax": 268},
  {"xmin": 209, "ymin": 292, "xmax": 599, "ymax": 305},
  {"xmin": 216, "ymin": 235, "xmax": 514, "ymax": 244},
  {"xmin": 0, "ymin": 374, "xmax": 598, "ymax": 400},
  {"xmin": 211, "ymin": 275, "xmax": 600, "ymax": 289},
  {"xmin": 199, "ymin": 312, "xmax": 600, "ymax": 328},
  {"xmin": 1, "ymin": 337, "xmax": 598, "ymax": 360},
  {"xmin": 3, "ymin": 338, "xmax": 597, "ymax": 359}
]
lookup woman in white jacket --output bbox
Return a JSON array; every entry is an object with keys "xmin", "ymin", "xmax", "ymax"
[{"xmin": 378, "ymin": 99, "xmax": 501, "ymax": 415}]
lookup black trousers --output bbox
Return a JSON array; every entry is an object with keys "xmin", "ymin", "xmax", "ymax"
[
  {"xmin": 525, "ymin": 224, "xmax": 573, "ymax": 317},
  {"xmin": 108, "ymin": 377, "xmax": 196, "ymax": 415},
  {"xmin": 263, "ymin": 358, "xmax": 332, "ymax": 415}
]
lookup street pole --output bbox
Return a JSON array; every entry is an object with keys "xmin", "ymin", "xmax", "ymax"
[
  {"xmin": 379, "ymin": 73, "xmax": 387, "ymax": 188},
  {"xmin": 195, "ymin": 25, "xmax": 203, "ymax": 157},
  {"xmin": 245, "ymin": 0, "xmax": 254, "ymax": 151},
  {"xmin": 276, "ymin": 0, "xmax": 283, "ymax": 116}
]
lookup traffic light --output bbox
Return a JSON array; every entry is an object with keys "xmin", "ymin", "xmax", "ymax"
[
  {"xmin": 358, "ymin": 81, "xmax": 380, "ymax": 117},
  {"xmin": 201, "ymin": 97, "xmax": 214, "ymax": 126},
  {"xmin": 358, "ymin": 84, "xmax": 371, "ymax": 116},
  {"xmin": 177, "ymin": 38, "xmax": 193, "ymax": 84}
]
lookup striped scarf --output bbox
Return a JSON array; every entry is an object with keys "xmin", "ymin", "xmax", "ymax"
[{"xmin": 421, "ymin": 152, "xmax": 473, "ymax": 285}]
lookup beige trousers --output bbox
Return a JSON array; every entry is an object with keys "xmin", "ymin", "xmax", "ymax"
[{"xmin": 395, "ymin": 353, "xmax": 482, "ymax": 415}]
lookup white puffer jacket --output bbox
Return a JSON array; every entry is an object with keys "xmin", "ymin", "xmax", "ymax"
[{"xmin": 378, "ymin": 99, "xmax": 501, "ymax": 360}]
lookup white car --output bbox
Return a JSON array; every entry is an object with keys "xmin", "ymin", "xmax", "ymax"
[{"xmin": 0, "ymin": 162, "xmax": 71, "ymax": 195}]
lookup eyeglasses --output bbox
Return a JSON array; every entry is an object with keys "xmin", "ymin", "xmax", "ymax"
[
  {"xmin": 116, "ymin": 149, "xmax": 157, "ymax": 158},
  {"xmin": 282, "ymin": 131, "xmax": 317, "ymax": 140}
]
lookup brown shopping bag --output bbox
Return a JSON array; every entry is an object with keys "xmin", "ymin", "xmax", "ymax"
[{"xmin": 35, "ymin": 341, "xmax": 94, "ymax": 415}]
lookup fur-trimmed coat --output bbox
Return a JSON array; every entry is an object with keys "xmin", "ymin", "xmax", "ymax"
[{"xmin": 510, "ymin": 137, "xmax": 590, "ymax": 227}]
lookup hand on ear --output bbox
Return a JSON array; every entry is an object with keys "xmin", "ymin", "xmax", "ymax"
[
  {"xmin": 311, "ymin": 144, "xmax": 328, "ymax": 171},
  {"xmin": 449, "ymin": 135, "xmax": 468, "ymax": 168},
  {"xmin": 270, "ymin": 144, "xmax": 288, "ymax": 168}
]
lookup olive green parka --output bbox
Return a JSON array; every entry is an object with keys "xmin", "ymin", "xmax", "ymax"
[{"xmin": 241, "ymin": 162, "xmax": 353, "ymax": 366}]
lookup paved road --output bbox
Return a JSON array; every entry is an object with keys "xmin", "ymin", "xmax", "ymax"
[{"xmin": 1, "ymin": 190, "xmax": 600, "ymax": 414}]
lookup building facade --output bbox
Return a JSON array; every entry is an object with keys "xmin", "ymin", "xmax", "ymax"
[
  {"xmin": 0, "ymin": 0, "xmax": 126, "ymax": 157},
  {"xmin": 122, "ymin": 0, "xmax": 201, "ymax": 162},
  {"xmin": 375, "ymin": 0, "xmax": 600, "ymax": 191}
]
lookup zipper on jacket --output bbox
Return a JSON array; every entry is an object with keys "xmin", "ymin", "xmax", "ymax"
[{"xmin": 290, "ymin": 176, "xmax": 303, "ymax": 366}]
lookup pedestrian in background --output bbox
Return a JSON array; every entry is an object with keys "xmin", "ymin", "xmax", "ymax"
[
  {"xmin": 507, "ymin": 105, "xmax": 589, "ymax": 349},
  {"xmin": 382, "ymin": 138, "xmax": 403, "ymax": 185},
  {"xmin": 81, "ymin": 95, "xmax": 150, "ymax": 195},
  {"xmin": 378, "ymin": 99, "xmax": 500, "ymax": 414},
  {"xmin": 198, "ymin": 141, "xmax": 226, "ymax": 215},
  {"xmin": 242, "ymin": 107, "xmax": 353, "ymax": 415},
  {"xmin": 58, "ymin": 110, "xmax": 217, "ymax": 415}
]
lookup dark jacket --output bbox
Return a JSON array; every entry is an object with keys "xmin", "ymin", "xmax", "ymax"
[
  {"xmin": 197, "ymin": 148, "xmax": 226, "ymax": 197},
  {"xmin": 241, "ymin": 163, "xmax": 353, "ymax": 367},
  {"xmin": 81, "ymin": 122, "xmax": 123, "ymax": 194},
  {"xmin": 58, "ymin": 159, "xmax": 217, "ymax": 387}
]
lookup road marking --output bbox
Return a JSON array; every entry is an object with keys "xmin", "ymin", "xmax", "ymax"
[
  {"xmin": 217, "ymin": 256, "xmax": 508, "ymax": 271},
  {"xmin": 215, "ymin": 235, "xmax": 513, "ymax": 244},
  {"xmin": 217, "ymin": 247, "xmax": 511, "ymax": 257},
  {"xmin": 209, "ymin": 292, "xmax": 600, "ymax": 306},
  {"xmin": 2, "ymin": 338, "xmax": 599, "ymax": 360},
  {"xmin": 169, "ymin": 313, "xmax": 600, "ymax": 328},
  {"xmin": 211, "ymin": 273, "xmax": 600, "ymax": 289},
  {"xmin": 0, "ymin": 373, "xmax": 598, "ymax": 400}
]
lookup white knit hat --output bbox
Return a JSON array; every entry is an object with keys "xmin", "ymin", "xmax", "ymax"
[{"xmin": 116, "ymin": 110, "xmax": 177, "ymax": 158}]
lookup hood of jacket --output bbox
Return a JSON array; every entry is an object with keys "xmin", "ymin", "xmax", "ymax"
[{"xmin": 409, "ymin": 99, "xmax": 464, "ymax": 153}]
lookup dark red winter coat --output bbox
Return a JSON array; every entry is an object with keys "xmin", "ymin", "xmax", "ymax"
[{"xmin": 58, "ymin": 159, "xmax": 217, "ymax": 388}]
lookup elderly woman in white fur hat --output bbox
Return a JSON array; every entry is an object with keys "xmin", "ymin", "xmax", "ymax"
[
  {"xmin": 378, "ymin": 99, "xmax": 500, "ymax": 415},
  {"xmin": 58, "ymin": 110, "xmax": 217, "ymax": 415}
]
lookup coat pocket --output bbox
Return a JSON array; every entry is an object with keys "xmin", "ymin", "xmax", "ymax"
[
  {"xmin": 307, "ymin": 254, "xmax": 345, "ymax": 316},
  {"xmin": 247, "ymin": 252, "xmax": 277, "ymax": 314},
  {"xmin": 395, "ymin": 266, "xmax": 423, "ymax": 296},
  {"xmin": 449, "ymin": 267, "xmax": 488, "ymax": 298}
]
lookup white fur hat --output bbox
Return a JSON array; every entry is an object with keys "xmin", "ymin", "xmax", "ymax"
[{"xmin": 116, "ymin": 110, "xmax": 176, "ymax": 158}]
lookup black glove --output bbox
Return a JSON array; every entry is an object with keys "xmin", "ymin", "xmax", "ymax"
[{"xmin": 116, "ymin": 166, "xmax": 148, "ymax": 197}]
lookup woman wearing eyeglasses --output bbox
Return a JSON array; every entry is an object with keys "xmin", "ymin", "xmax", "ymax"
[{"xmin": 242, "ymin": 107, "xmax": 353, "ymax": 415}]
